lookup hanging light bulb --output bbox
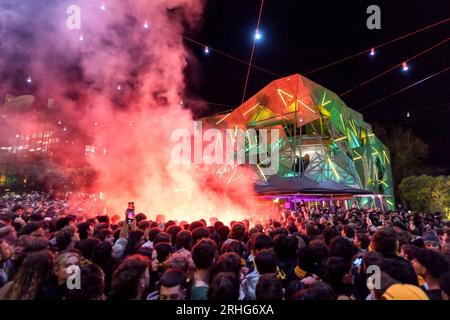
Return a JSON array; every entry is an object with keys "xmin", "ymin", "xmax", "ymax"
[
  {"xmin": 370, "ymin": 48, "xmax": 375, "ymax": 56},
  {"xmin": 402, "ymin": 61, "xmax": 409, "ymax": 71},
  {"xmin": 100, "ymin": 2, "xmax": 106, "ymax": 10},
  {"xmin": 79, "ymin": 33, "xmax": 84, "ymax": 41},
  {"xmin": 26, "ymin": 76, "xmax": 32, "ymax": 84},
  {"xmin": 144, "ymin": 21, "xmax": 149, "ymax": 29},
  {"xmin": 204, "ymin": 46, "xmax": 209, "ymax": 54},
  {"xmin": 406, "ymin": 112, "xmax": 410, "ymax": 118}
]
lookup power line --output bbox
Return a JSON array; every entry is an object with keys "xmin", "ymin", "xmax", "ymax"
[
  {"xmin": 304, "ymin": 17, "xmax": 450, "ymax": 75},
  {"xmin": 241, "ymin": 0, "xmax": 266, "ymax": 104},
  {"xmin": 340, "ymin": 38, "xmax": 448, "ymax": 96},
  {"xmin": 380, "ymin": 103, "xmax": 450, "ymax": 130},
  {"xmin": 359, "ymin": 66, "xmax": 450, "ymax": 111}
]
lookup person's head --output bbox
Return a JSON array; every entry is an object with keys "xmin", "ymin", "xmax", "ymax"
[
  {"xmin": 439, "ymin": 271, "xmax": 450, "ymax": 300},
  {"xmin": 230, "ymin": 222, "xmax": 246, "ymax": 242},
  {"xmin": 342, "ymin": 225, "xmax": 355, "ymax": 239},
  {"xmin": 135, "ymin": 213, "xmax": 147, "ymax": 224},
  {"xmin": 0, "ymin": 239, "xmax": 12, "ymax": 262},
  {"xmin": 95, "ymin": 228, "xmax": 114, "ymax": 246},
  {"xmin": 148, "ymin": 227, "xmax": 162, "ymax": 242},
  {"xmin": 423, "ymin": 233, "xmax": 441, "ymax": 252},
  {"xmin": 20, "ymin": 222, "xmax": 43, "ymax": 237},
  {"xmin": 319, "ymin": 257, "xmax": 353, "ymax": 294},
  {"xmin": 252, "ymin": 233, "xmax": 273, "ymax": 255},
  {"xmin": 256, "ymin": 274, "xmax": 283, "ymax": 300},
  {"xmin": 297, "ymin": 241, "xmax": 328, "ymax": 275},
  {"xmin": 217, "ymin": 225, "xmax": 230, "ymax": 242},
  {"xmin": 153, "ymin": 232, "xmax": 171, "ymax": 245},
  {"xmin": 329, "ymin": 236, "xmax": 359, "ymax": 260},
  {"xmin": 92, "ymin": 242, "xmax": 113, "ymax": 266},
  {"xmin": 323, "ymin": 226, "xmax": 340, "ymax": 246},
  {"xmin": 77, "ymin": 222, "xmax": 94, "ymax": 240},
  {"xmin": 380, "ymin": 257, "xmax": 419, "ymax": 286},
  {"xmin": 55, "ymin": 216, "xmax": 75, "ymax": 231},
  {"xmin": 255, "ymin": 249, "xmax": 278, "ymax": 274},
  {"xmin": 208, "ymin": 272, "xmax": 240, "ymax": 300},
  {"xmin": 55, "ymin": 226, "xmax": 76, "ymax": 251},
  {"xmin": 371, "ymin": 228, "xmax": 399, "ymax": 257},
  {"xmin": 0, "ymin": 225, "xmax": 17, "ymax": 245},
  {"xmin": 66, "ymin": 264, "xmax": 105, "ymax": 300},
  {"xmin": 355, "ymin": 233, "xmax": 370, "ymax": 251},
  {"xmin": 412, "ymin": 248, "xmax": 449, "ymax": 281},
  {"xmin": 138, "ymin": 220, "xmax": 151, "ymax": 235},
  {"xmin": 176, "ymin": 230, "xmax": 192, "ymax": 251},
  {"xmin": 220, "ymin": 239, "xmax": 245, "ymax": 256},
  {"xmin": 152, "ymin": 242, "xmax": 172, "ymax": 272},
  {"xmin": 123, "ymin": 230, "xmax": 145, "ymax": 256},
  {"xmin": 292, "ymin": 282, "xmax": 335, "ymax": 300},
  {"xmin": 54, "ymin": 251, "xmax": 81, "ymax": 285},
  {"xmin": 212, "ymin": 252, "xmax": 242, "ymax": 277},
  {"xmin": 5, "ymin": 250, "xmax": 55, "ymax": 300},
  {"xmin": 159, "ymin": 268, "xmax": 187, "ymax": 300},
  {"xmin": 111, "ymin": 254, "xmax": 150, "ymax": 300},
  {"xmin": 400, "ymin": 244, "xmax": 418, "ymax": 261},
  {"xmin": 166, "ymin": 225, "xmax": 182, "ymax": 245},
  {"xmin": 192, "ymin": 227, "xmax": 210, "ymax": 246},
  {"xmin": 192, "ymin": 239, "xmax": 217, "ymax": 271}
]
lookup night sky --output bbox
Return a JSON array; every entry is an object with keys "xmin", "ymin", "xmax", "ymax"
[{"xmin": 187, "ymin": 0, "xmax": 450, "ymax": 171}]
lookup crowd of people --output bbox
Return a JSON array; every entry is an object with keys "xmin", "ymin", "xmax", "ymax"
[{"xmin": 0, "ymin": 191, "xmax": 449, "ymax": 300}]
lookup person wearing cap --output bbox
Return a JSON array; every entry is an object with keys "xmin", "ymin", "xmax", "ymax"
[
  {"xmin": 422, "ymin": 233, "xmax": 442, "ymax": 252},
  {"xmin": 412, "ymin": 248, "xmax": 449, "ymax": 300},
  {"xmin": 370, "ymin": 271, "xmax": 429, "ymax": 300}
]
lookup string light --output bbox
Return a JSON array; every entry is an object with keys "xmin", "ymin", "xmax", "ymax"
[
  {"xmin": 406, "ymin": 111, "xmax": 410, "ymax": 117},
  {"xmin": 57, "ymin": 120, "xmax": 62, "ymax": 125},
  {"xmin": 143, "ymin": 20, "xmax": 149, "ymax": 29},
  {"xmin": 402, "ymin": 61, "xmax": 409, "ymax": 71},
  {"xmin": 16, "ymin": 134, "xmax": 20, "ymax": 138},
  {"xmin": 204, "ymin": 46, "xmax": 209, "ymax": 54},
  {"xmin": 94, "ymin": 122, "xmax": 98, "ymax": 126},
  {"xmin": 79, "ymin": 33, "xmax": 84, "ymax": 41},
  {"xmin": 26, "ymin": 76, "xmax": 32, "ymax": 84},
  {"xmin": 370, "ymin": 48, "xmax": 375, "ymax": 56},
  {"xmin": 100, "ymin": 2, "xmax": 106, "ymax": 10},
  {"xmin": 180, "ymin": 100, "xmax": 184, "ymax": 105},
  {"xmin": 254, "ymin": 29, "xmax": 262, "ymax": 40},
  {"xmin": 63, "ymin": 127, "xmax": 67, "ymax": 131},
  {"xmin": 117, "ymin": 84, "xmax": 122, "ymax": 90}
]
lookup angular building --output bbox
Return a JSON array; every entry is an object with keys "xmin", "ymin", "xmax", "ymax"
[{"xmin": 204, "ymin": 74, "xmax": 394, "ymax": 210}]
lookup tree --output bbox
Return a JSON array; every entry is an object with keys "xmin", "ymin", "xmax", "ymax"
[{"xmin": 399, "ymin": 175, "xmax": 450, "ymax": 218}]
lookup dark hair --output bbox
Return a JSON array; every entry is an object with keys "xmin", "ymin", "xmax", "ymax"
[
  {"xmin": 192, "ymin": 239, "xmax": 217, "ymax": 270},
  {"xmin": 55, "ymin": 226, "xmax": 74, "ymax": 251},
  {"xmin": 77, "ymin": 222, "xmax": 92, "ymax": 240},
  {"xmin": 230, "ymin": 223, "xmax": 246, "ymax": 242},
  {"xmin": 297, "ymin": 241, "xmax": 328, "ymax": 274},
  {"xmin": 319, "ymin": 257, "xmax": 352, "ymax": 295},
  {"xmin": 293, "ymin": 282, "xmax": 335, "ymax": 300},
  {"xmin": 189, "ymin": 221, "xmax": 204, "ymax": 232},
  {"xmin": 380, "ymin": 257, "xmax": 418, "ymax": 286},
  {"xmin": 343, "ymin": 225, "xmax": 355, "ymax": 239},
  {"xmin": 414, "ymin": 248, "xmax": 449, "ymax": 279},
  {"xmin": 92, "ymin": 242, "xmax": 113, "ymax": 266},
  {"xmin": 5, "ymin": 251, "xmax": 55, "ymax": 300},
  {"xmin": 135, "ymin": 213, "xmax": 147, "ymax": 224},
  {"xmin": 96, "ymin": 215, "xmax": 110, "ymax": 224},
  {"xmin": 328, "ymin": 236, "xmax": 359, "ymax": 260},
  {"xmin": 148, "ymin": 227, "xmax": 162, "ymax": 242},
  {"xmin": 323, "ymin": 226, "xmax": 340, "ymax": 246},
  {"xmin": 160, "ymin": 268, "xmax": 187, "ymax": 289},
  {"xmin": 372, "ymin": 228, "xmax": 398, "ymax": 257},
  {"xmin": 66, "ymin": 264, "xmax": 105, "ymax": 300},
  {"xmin": 192, "ymin": 227, "xmax": 210, "ymax": 246},
  {"xmin": 356, "ymin": 233, "xmax": 370, "ymax": 250},
  {"xmin": 153, "ymin": 232, "xmax": 171, "ymax": 245},
  {"xmin": 175, "ymin": 230, "xmax": 192, "ymax": 251},
  {"xmin": 55, "ymin": 216, "xmax": 74, "ymax": 231},
  {"xmin": 154, "ymin": 242, "xmax": 172, "ymax": 263},
  {"xmin": 166, "ymin": 225, "xmax": 182, "ymax": 245},
  {"xmin": 256, "ymin": 274, "xmax": 283, "ymax": 300},
  {"xmin": 95, "ymin": 228, "xmax": 113, "ymax": 242},
  {"xmin": 212, "ymin": 252, "xmax": 242, "ymax": 277},
  {"xmin": 274, "ymin": 235, "xmax": 298, "ymax": 260},
  {"xmin": 252, "ymin": 233, "xmax": 273, "ymax": 252},
  {"xmin": 25, "ymin": 236, "xmax": 49, "ymax": 252},
  {"xmin": 123, "ymin": 230, "xmax": 144, "ymax": 257},
  {"xmin": 400, "ymin": 244, "xmax": 418, "ymax": 261},
  {"xmin": 20, "ymin": 222, "xmax": 41, "ymax": 236},
  {"xmin": 138, "ymin": 220, "xmax": 151, "ymax": 231},
  {"xmin": 217, "ymin": 225, "xmax": 230, "ymax": 242},
  {"xmin": 111, "ymin": 254, "xmax": 150, "ymax": 300},
  {"xmin": 74, "ymin": 238, "xmax": 100, "ymax": 260},
  {"xmin": 220, "ymin": 239, "xmax": 245, "ymax": 256},
  {"xmin": 208, "ymin": 272, "xmax": 240, "ymax": 300},
  {"xmin": 255, "ymin": 249, "xmax": 278, "ymax": 274}
]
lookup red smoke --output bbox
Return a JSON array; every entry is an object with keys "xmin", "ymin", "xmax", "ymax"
[{"xmin": 0, "ymin": 0, "xmax": 261, "ymax": 224}]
